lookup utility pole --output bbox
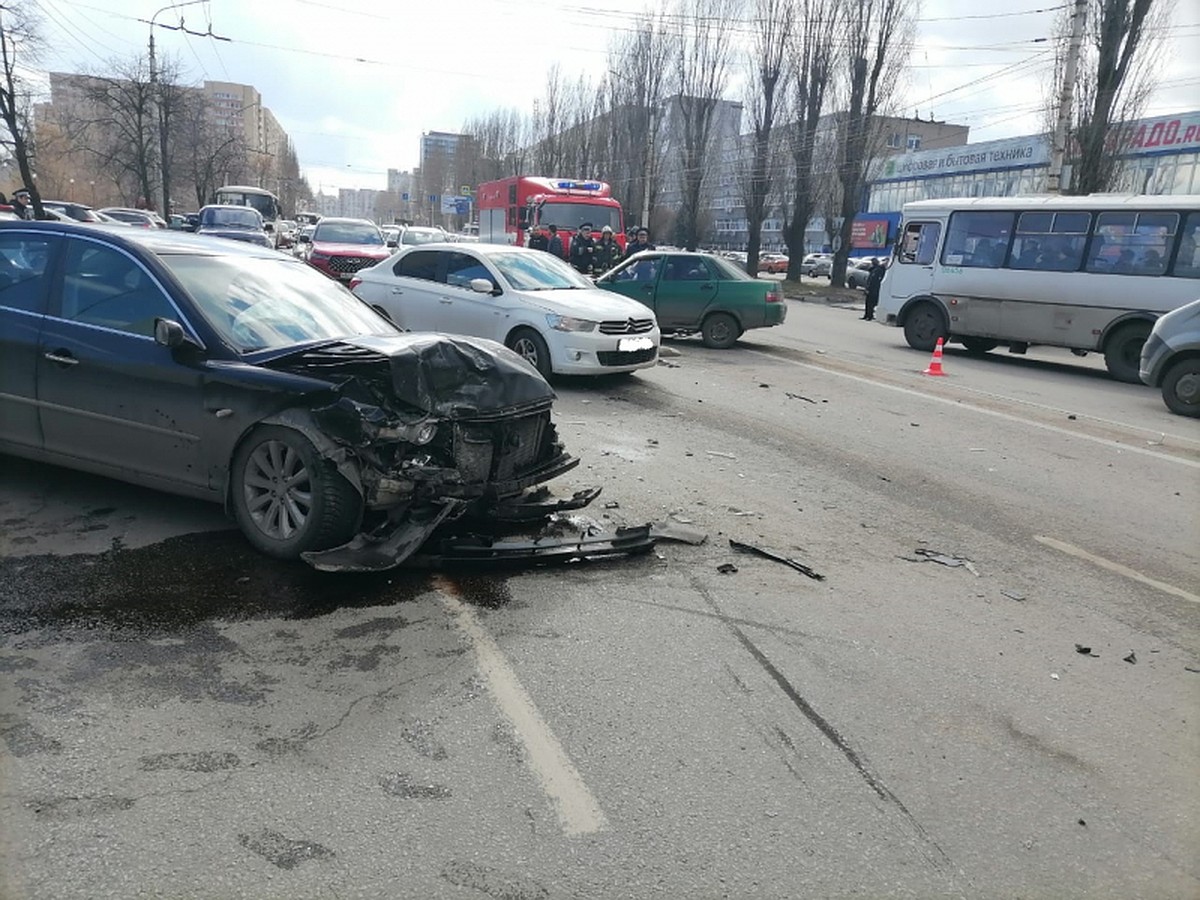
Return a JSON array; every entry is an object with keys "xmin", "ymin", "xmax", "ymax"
[
  {"xmin": 1047, "ymin": 0, "xmax": 1087, "ymax": 195},
  {"xmin": 148, "ymin": 0, "xmax": 207, "ymax": 215}
]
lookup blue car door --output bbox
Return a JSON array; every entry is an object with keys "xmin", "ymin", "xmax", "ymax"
[
  {"xmin": 0, "ymin": 230, "xmax": 60, "ymax": 454},
  {"xmin": 36, "ymin": 235, "xmax": 210, "ymax": 492}
]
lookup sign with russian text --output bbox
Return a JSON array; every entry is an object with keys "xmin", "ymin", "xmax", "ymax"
[
  {"xmin": 851, "ymin": 218, "xmax": 889, "ymax": 248},
  {"xmin": 880, "ymin": 135, "xmax": 1050, "ymax": 180}
]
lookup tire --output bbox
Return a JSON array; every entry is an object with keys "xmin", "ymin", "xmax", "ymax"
[
  {"xmin": 230, "ymin": 425, "xmax": 362, "ymax": 559},
  {"xmin": 961, "ymin": 337, "xmax": 999, "ymax": 355},
  {"xmin": 903, "ymin": 301, "xmax": 948, "ymax": 352},
  {"xmin": 506, "ymin": 327, "xmax": 553, "ymax": 378},
  {"xmin": 701, "ymin": 312, "xmax": 740, "ymax": 349},
  {"xmin": 1103, "ymin": 321, "xmax": 1152, "ymax": 384},
  {"xmin": 1160, "ymin": 358, "xmax": 1200, "ymax": 417}
]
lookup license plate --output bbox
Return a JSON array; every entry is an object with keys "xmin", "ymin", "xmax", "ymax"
[{"xmin": 618, "ymin": 337, "xmax": 654, "ymax": 352}]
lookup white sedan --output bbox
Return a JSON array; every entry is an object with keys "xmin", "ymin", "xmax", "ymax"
[{"xmin": 351, "ymin": 243, "xmax": 660, "ymax": 377}]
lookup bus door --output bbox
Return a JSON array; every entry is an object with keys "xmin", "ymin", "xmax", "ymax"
[{"xmin": 890, "ymin": 219, "xmax": 941, "ymax": 302}]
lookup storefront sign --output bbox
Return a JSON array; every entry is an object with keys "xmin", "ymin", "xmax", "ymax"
[
  {"xmin": 1118, "ymin": 112, "xmax": 1200, "ymax": 153},
  {"xmin": 880, "ymin": 135, "xmax": 1050, "ymax": 181}
]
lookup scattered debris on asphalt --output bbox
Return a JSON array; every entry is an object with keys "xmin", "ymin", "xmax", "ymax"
[
  {"xmin": 1075, "ymin": 644, "xmax": 1099, "ymax": 657},
  {"xmin": 785, "ymin": 392, "xmax": 816, "ymax": 403},
  {"xmin": 1184, "ymin": 666, "xmax": 1200, "ymax": 674},
  {"xmin": 649, "ymin": 521, "xmax": 709, "ymax": 546},
  {"xmin": 1050, "ymin": 673, "xmax": 1060, "ymax": 680},
  {"xmin": 603, "ymin": 501, "xmax": 621, "ymax": 509},
  {"xmin": 729, "ymin": 539, "xmax": 824, "ymax": 581},
  {"xmin": 717, "ymin": 563, "xmax": 739, "ymax": 574},
  {"xmin": 759, "ymin": 383, "xmax": 770, "ymax": 388},
  {"xmin": 1123, "ymin": 651, "xmax": 1137, "ymax": 664},
  {"xmin": 905, "ymin": 548, "xmax": 981, "ymax": 576},
  {"xmin": 706, "ymin": 450, "xmax": 737, "ymax": 460},
  {"xmin": 1068, "ymin": 414, "xmax": 1077, "ymax": 420},
  {"xmin": 1001, "ymin": 589, "xmax": 1026, "ymax": 601}
]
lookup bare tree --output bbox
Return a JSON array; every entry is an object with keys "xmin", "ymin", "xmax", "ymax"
[
  {"xmin": 830, "ymin": 0, "xmax": 916, "ymax": 286},
  {"xmin": 1049, "ymin": 0, "xmax": 1173, "ymax": 194},
  {"xmin": 671, "ymin": 0, "xmax": 734, "ymax": 250},
  {"xmin": 77, "ymin": 59, "xmax": 159, "ymax": 208},
  {"xmin": 782, "ymin": 0, "xmax": 840, "ymax": 279},
  {"xmin": 532, "ymin": 65, "xmax": 568, "ymax": 174},
  {"xmin": 173, "ymin": 90, "xmax": 246, "ymax": 209},
  {"xmin": 607, "ymin": 10, "xmax": 673, "ymax": 230},
  {"xmin": 0, "ymin": 4, "xmax": 44, "ymax": 216},
  {"xmin": 738, "ymin": 0, "xmax": 794, "ymax": 274}
]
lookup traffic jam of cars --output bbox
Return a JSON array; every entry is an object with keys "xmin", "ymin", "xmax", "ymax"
[{"xmin": 1, "ymin": 183, "xmax": 1195, "ymax": 572}]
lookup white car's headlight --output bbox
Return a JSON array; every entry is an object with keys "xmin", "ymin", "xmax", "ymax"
[{"xmin": 546, "ymin": 314, "xmax": 597, "ymax": 333}]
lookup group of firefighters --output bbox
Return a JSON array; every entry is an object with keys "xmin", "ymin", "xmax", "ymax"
[{"xmin": 527, "ymin": 222, "xmax": 655, "ymax": 276}]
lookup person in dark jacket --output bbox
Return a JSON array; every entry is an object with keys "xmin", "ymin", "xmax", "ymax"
[
  {"xmin": 863, "ymin": 258, "xmax": 885, "ymax": 320},
  {"xmin": 528, "ymin": 227, "xmax": 549, "ymax": 252},
  {"xmin": 624, "ymin": 226, "xmax": 655, "ymax": 259},
  {"xmin": 570, "ymin": 222, "xmax": 596, "ymax": 274},
  {"xmin": 593, "ymin": 225, "xmax": 622, "ymax": 273},
  {"xmin": 546, "ymin": 224, "xmax": 565, "ymax": 260},
  {"xmin": 11, "ymin": 188, "xmax": 32, "ymax": 220}
]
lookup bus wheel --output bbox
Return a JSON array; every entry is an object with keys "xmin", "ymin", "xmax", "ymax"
[
  {"xmin": 1161, "ymin": 358, "xmax": 1200, "ymax": 417},
  {"xmin": 1103, "ymin": 322, "xmax": 1151, "ymax": 384},
  {"xmin": 961, "ymin": 338, "xmax": 998, "ymax": 355},
  {"xmin": 903, "ymin": 302, "xmax": 947, "ymax": 352}
]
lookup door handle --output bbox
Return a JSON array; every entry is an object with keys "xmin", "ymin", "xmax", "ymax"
[
  {"xmin": 700, "ymin": 283, "xmax": 713, "ymax": 289},
  {"xmin": 641, "ymin": 285, "xmax": 654, "ymax": 293},
  {"xmin": 43, "ymin": 350, "xmax": 79, "ymax": 366}
]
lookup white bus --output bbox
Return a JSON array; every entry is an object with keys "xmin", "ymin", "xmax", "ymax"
[
  {"xmin": 878, "ymin": 195, "xmax": 1200, "ymax": 382},
  {"xmin": 213, "ymin": 185, "xmax": 283, "ymax": 247}
]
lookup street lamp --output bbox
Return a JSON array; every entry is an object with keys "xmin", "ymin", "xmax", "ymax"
[{"xmin": 147, "ymin": 0, "xmax": 208, "ymax": 214}]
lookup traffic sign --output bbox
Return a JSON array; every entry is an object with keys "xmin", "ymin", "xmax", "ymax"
[
  {"xmin": 429, "ymin": 194, "xmax": 438, "ymax": 204},
  {"xmin": 401, "ymin": 192, "xmax": 409, "ymax": 201}
]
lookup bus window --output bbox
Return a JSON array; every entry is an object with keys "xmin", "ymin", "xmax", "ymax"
[
  {"xmin": 942, "ymin": 211, "xmax": 1013, "ymax": 268},
  {"xmin": 1087, "ymin": 211, "xmax": 1178, "ymax": 276},
  {"xmin": 1173, "ymin": 213, "xmax": 1200, "ymax": 279},
  {"xmin": 898, "ymin": 221, "xmax": 940, "ymax": 265},
  {"xmin": 1009, "ymin": 211, "xmax": 1090, "ymax": 272}
]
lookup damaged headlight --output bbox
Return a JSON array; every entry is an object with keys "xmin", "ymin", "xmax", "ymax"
[
  {"xmin": 546, "ymin": 314, "xmax": 597, "ymax": 333},
  {"xmin": 378, "ymin": 419, "xmax": 438, "ymax": 445}
]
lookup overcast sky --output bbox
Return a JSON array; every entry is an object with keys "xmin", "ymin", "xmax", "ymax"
[{"xmin": 28, "ymin": 0, "xmax": 1200, "ymax": 194}]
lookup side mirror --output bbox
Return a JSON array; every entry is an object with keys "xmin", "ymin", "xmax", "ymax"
[
  {"xmin": 386, "ymin": 239, "xmax": 398, "ymax": 248},
  {"xmin": 470, "ymin": 277, "xmax": 496, "ymax": 294},
  {"xmin": 298, "ymin": 234, "xmax": 311, "ymax": 244},
  {"xmin": 154, "ymin": 317, "xmax": 186, "ymax": 348},
  {"xmin": 264, "ymin": 223, "xmax": 274, "ymax": 233}
]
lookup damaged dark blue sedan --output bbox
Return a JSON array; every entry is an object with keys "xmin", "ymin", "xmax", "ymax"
[{"xmin": 0, "ymin": 222, "xmax": 607, "ymax": 571}]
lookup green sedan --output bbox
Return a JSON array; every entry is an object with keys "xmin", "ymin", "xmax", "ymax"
[{"xmin": 595, "ymin": 251, "xmax": 786, "ymax": 348}]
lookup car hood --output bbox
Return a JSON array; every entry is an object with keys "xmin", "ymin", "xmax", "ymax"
[
  {"xmin": 198, "ymin": 227, "xmax": 270, "ymax": 243},
  {"xmin": 313, "ymin": 241, "xmax": 391, "ymax": 257},
  {"xmin": 512, "ymin": 287, "xmax": 656, "ymax": 321},
  {"xmin": 257, "ymin": 332, "xmax": 554, "ymax": 421}
]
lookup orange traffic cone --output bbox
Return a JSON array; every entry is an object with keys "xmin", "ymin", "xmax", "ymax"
[{"xmin": 923, "ymin": 337, "xmax": 947, "ymax": 376}]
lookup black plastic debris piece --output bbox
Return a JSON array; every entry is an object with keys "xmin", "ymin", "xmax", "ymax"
[
  {"xmin": 1001, "ymin": 589, "xmax": 1026, "ymax": 601},
  {"xmin": 649, "ymin": 521, "xmax": 708, "ymax": 545},
  {"xmin": 1185, "ymin": 666, "xmax": 1200, "ymax": 674},
  {"xmin": 488, "ymin": 487, "xmax": 602, "ymax": 523},
  {"xmin": 1123, "ymin": 651, "xmax": 1137, "ymax": 664},
  {"xmin": 717, "ymin": 563, "xmax": 739, "ymax": 574},
  {"xmin": 414, "ymin": 524, "xmax": 656, "ymax": 568},
  {"xmin": 729, "ymin": 539, "xmax": 824, "ymax": 581},
  {"xmin": 1074, "ymin": 644, "xmax": 1099, "ymax": 657},
  {"xmin": 785, "ymin": 392, "xmax": 816, "ymax": 403},
  {"xmin": 1077, "ymin": 818, "xmax": 1086, "ymax": 827},
  {"xmin": 906, "ymin": 548, "xmax": 981, "ymax": 576}
]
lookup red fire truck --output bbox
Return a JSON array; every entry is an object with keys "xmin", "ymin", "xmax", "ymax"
[{"xmin": 476, "ymin": 176, "xmax": 625, "ymax": 254}]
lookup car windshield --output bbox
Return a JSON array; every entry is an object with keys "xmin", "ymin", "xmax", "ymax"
[
  {"xmin": 203, "ymin": 207, "xmax": 261, "ymax": 228},
  {"xmin": 489, "ymin": 250, "xmax": 594, "ymax": 291},
  {"xmin": 401, "ymin": 228, "xmax": 446, "ymax": 245},
  {"xmin": 159, "ymin": 254, "xmax": 396, "ymax": 353},
  {"xmin": 536, "ymin": 202, "xmax": 621, "ymax": 233},
  {"xmin": 314, "ymin": 223, "xmax": 383, "ymax": 245},
  {"xmin": 708, "ymin": 255, "xmax": 755, "ymax": 281}
]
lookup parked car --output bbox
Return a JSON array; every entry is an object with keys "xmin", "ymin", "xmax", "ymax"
[
  {"xmin": 292, "ymin": 224, "xmax": 315, "ymax": 258},
  {"xmin": 303, "ymin": 217, "xmax": 391, "ymax": 283},
  {"xmin": 98, "ymin": 207, "xmax": 168, "ymax": 228},
  {"xmin": 757, "ymin": 253, "xmax": 789, "ymax": 275},
  {"xmin": 801, "ymin": 253, "xmax": 833, "ymax": 277},
  {"xmin": 193, "ymin": 204, "xmax": 273, "ymax": 249},
  {"xmin": 381, "ymin": 225, "xmax": 401, "ymax": 248},
  {"xmin": 595, "ymin": 250, "xmax": 786, "ymax": 349},
  {"xmin": 846, "ymin": 257, "xmax": 886, "ymax": 290},
  {"xmin": 350, "ymin": 243, "xmax": 660, "ymax": 377},
  {"xmin": 40, "ymin": 200, "xmax": 103, "ymax": 223},
  {"xmin": 0, "ymin": 220, "xmax": 584, "ymax": 569},
  {"xmin": 275, "ymin": 219, "xmax": 297, "ymax": 249},
  {"xmin": 1139, "ymin": 297, "xmax": 1200, "ymax": 417}
]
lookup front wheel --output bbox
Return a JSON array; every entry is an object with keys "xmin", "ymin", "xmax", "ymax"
[
  {"xmin": 230, "ymin": 425, "xmax": 362, "ymax": 559},
  {"xmin": 506, "ymin": 327, "xmax": 553, "ymax": 378},
  {"xmin": 1160, "ymin": 358, "xmax": 1200, "ymax": 417},
  {"xmin": 1103, "ymin": 322, "xmax": 1151, "ymax": 384},
  {"xmin": 701, "ymin": 312, "xmax": 740, "ymax": 349},
  {"xmin": 903, "ymin": 301, "xmax": 948, "ymax": 352},
  {"xmin": 961, "ymin": 337, "xmax": 999, "ymax": 355}
]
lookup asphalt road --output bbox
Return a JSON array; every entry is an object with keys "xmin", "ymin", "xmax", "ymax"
[{"xmin": 2, "ymin": 297, "xmax": 1198, "ymax": 900}]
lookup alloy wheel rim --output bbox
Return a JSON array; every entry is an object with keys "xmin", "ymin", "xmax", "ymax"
[
  {"xmin": 514, "ymin": 338, "xmax": 539, "ymax": 366},
  {"xmin": 243, "ymin": 440, "xmax": 312, "ymax": 539}
]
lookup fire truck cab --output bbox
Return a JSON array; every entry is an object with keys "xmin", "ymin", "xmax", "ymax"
[{"xmin": 477, "ymin": 176, "xmax": 625, "ymax": 255}]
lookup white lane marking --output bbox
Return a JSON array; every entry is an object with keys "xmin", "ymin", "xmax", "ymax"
[
  {"xmin": 745, "ymin": 349, "xmax": 1200, "ymax": 470},
  {"xmin": 1034, "ymin": 535, "xmax": 1200, "ymax": 605},
  {"xmin": 435, "ymin": 583, "xmax": 609, "ymax": 836}
]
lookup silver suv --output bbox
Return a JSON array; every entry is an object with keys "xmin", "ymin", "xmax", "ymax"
[{"xmin": 1139, "ymin": 298, "xmax": 1200, "ymax": 417}]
